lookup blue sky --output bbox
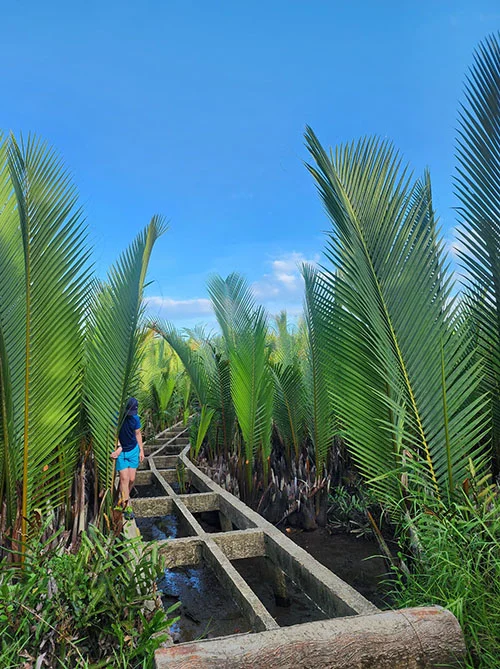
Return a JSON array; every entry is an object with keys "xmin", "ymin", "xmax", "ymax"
[{"xmin": 2, "ymin": 1, "xmax": 499, "ymax": 328}]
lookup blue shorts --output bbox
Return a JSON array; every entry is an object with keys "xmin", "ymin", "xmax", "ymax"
[{"xmin": 116, "ymin": 445, "xmax": 140, "ymax": 472}]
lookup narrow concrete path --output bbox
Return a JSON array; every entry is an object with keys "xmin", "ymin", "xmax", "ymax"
[{"xmin": 129, "ymin": 423, "xmax": 465, "ymax": 668}]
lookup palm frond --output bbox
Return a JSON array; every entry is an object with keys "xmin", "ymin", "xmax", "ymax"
[
  {"xmin": 193, "ymin": 405, "xmax": 216, "ymax": 458},
  {"xmin": 302, "ymin": 264, "xmax": 336, "ymax": 475},
  {"xmin": 211, "ymin": 353, "xmax": 235, "ymax": 456},
  {"xmin": 151, "ymin": 321, "xmax": 211, "ymax": 406},
  {"xmin": 208, "ymin": 274, "xmax": 273, "ymax": 486},
  {"xmin": 85, "ymin": 216, "xmax": 166, "ymax": 497},
  {"xmin": 5, "ymin": 135, "xmax": 90, "ymax": 542},
  {"xmin": 272, "ymin": 311, "xmax": 301, "ymax": 366},
  {"xmin": 271, "ymin": 361, "xmax": 306, "ymax": 462},
  {"xmin": 0, "ymin": 135, "xmax": 23, "ymax": 527},
  {"xmin": 305, "ymin": 128, "xmax": 489, "ymax": 509},
  {"xmin": 455, "ymin": 32, "xmax": 500, "ymax": 471},
  {"xmin": 208, "ymin": 273, "xmax": 255, "ymax": 350}
]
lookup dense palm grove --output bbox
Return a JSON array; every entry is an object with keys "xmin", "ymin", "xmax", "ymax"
[{"xmin": 0, "ymin": 33, "xmax": 499, "ymax": 668}]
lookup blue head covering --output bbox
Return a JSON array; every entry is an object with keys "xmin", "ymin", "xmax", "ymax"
[{"xmin": 125, "ymin": 397, "xmax": 139, "ymax": 416}]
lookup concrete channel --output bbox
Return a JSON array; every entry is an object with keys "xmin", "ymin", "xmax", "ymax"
[{"xmin": 129, "ymin": 422, "xmax": 466, "ymax": 668}]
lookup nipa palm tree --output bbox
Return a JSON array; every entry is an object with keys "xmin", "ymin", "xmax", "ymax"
[
  {"xmin": 305, "ymin": 127, "xmax": 490, "ymax": 513},
  {"xmin": 455, "ymin": 33, "xmax": 500, "ymax": 476},
  {"xmin": 83, "ymin": 215, "xmax": 166, "ymax": 512},
  {"xmin": 208, "ymin": 274, "xmax": 274, "ymax": 491},
  {"xmin": 0, "ymin": 134, "xmax": 165, "ymax": 551},
  {"xmin": 270, "ymin": 311, "xmax": 307, "ymax": 466},
  {"xmin": 0, "ymin": 136, "xmax": 89, "ymax": 552}
]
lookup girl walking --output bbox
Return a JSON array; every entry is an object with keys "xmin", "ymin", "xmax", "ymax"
[{"xmin": 110, "ymin": 397, "xmax": 144, "ymax": 518}]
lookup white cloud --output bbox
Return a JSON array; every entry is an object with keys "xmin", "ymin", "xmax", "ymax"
[
  {"xmin": 145, "ymin": 296, "xmax": 213, "ymax": 319},
  {"xmin": 275, "ymin": 272, "xmax": 297, "ymax": 286},
  {"xmin": 145, "ymin": 251, "xmax": 321, "ymax": 326},
  {"xmin": 252, "ymin": 251, "xmax": 320, "ymax": 301}
]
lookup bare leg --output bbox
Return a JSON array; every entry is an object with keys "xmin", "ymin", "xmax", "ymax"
[
  {"xmin": 128, "ymin": 468, "xmax": 137, "ymax": 497},
  {"xmin": 119, "ymin": 469, "xmax": 130, "ymax": 506}
]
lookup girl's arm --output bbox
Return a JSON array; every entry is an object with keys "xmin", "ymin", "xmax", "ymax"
[
  {"xmin": 111, "ymin": 444, "xmax": 122, "ymax": 459},
  {"xmin": 136, "ymin": 429, "xmax": 144, "ymax": 462}
]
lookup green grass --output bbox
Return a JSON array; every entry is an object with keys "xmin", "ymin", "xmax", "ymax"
[
  {"xmin": 391, "ymin": 494, "xmax": 500, "ymax": 668},
  {"xmin": 0, "ymin": 524, "xmax": 179, "ymax": 668}
]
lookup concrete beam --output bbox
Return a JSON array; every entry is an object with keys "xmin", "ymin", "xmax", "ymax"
[
  {"xmin": 149, "ymin": 462, "xmax": 176, "ymax": 497},
  {"xmin": 132, "ymin": 496, "xmax": 174, "ymax": 517},
  {"xmin": 135, "ymin": 470, "xmax": 154, "ymax": 486},
  {"xmin": 264, "ymin": 532, "xmax": 378, "ymax": 618},
  {"xmin": 211, "ymin": 529, "xmax": 266, "ymax": 561},
  {"xmin": 219, "ymin": 495, "xmax": 257, "ymax": 531},
  {"xmin": 157, "ymin": 537, "xmax": 204, "ymax": 568},
  {"xmin": 150, "ymin": 427, "xmax": 190, "ymax": 457},
  {"xmin": 171, "ymin": 498, "xmax": 206, "ymax": 536},
  {"xmin": 158, "ymin": 468, "xmax": 189, "ymax": 485},
  {"xmin": 154, "ymin": 455, "xmax": 179, "ymax": 469},
  {"xmin": 181, "ymin": 492, "xmax": 219, "ymax": 514},
  {"xmin": 180, "ymin": 465, "xmax": 212, "ymax": 493},
  {"xmin": 202, "ymin": 540, "xmax": 279, "ymax": 633}
]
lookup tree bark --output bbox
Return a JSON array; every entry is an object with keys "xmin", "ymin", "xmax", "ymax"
[{"xmin": 155, "ymin": 606, "xmax": 465, "ymax": 669}]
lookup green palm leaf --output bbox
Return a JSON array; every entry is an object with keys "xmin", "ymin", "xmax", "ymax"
[
  {"xmin": 0, "ymin": 135, "xmax": 24, "ymax": 528},
  {"xmin": 271, "ymin": 361, "xmax": 306, "ymax": 463},
  {"xmin": 84, "ymin": 216, "xmax": 166, "ymax": 499},
  {"xmin": 305, "ymin": 128, "xmax": 489, "ymax": 509},
  {"xmin": 455, "ymin": 32, "xmax": 500, "ymax": 472},
  {"xmin": 302, "ymin": 264, "xmax": 336, "ymax": 477},
  {"xmin": 208, "ymin": 274, "xmax": 273, "ymax": 488},
  {"xmin": 193, "ymin": 405, "xmax": 216, "ymax": 457},
  {"xmin": 272, "ymin": 311, "xmax": 302, "ymax": 366},
  {"xmin": 152, "ymin": 322, "xmax": 211, "ymax": 406},
  {"xmin": 0, "ymin": 135, "xmax": 90, "ymax": 544},
  {"xmin": 211, "ymin": 352, "xmax": 236, "ymax": 457}
]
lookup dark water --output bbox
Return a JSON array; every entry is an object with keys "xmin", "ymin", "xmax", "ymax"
[
  {"xmin": 193, "ymin": 510, "xmax": 236, "ymax": 533},
  {"xmin": 136, "ymin": 514, "xmax": 192, "ymax": 541},
  {"xmin": 169, "ymin": 480, "xmax": 198, "ymax": 495},
  {"xmin": 287, "ymin": 528, "xmax": 394, "ymax": 609},
  {"xmin": 132, "ymin": 480, "xmax": 166, "ymax": 498},
  {"xmin": 159, "ymin": 565, "xmax": 251, "ymax": 643},
  {"xmin": 232, "ymin": 556, "xmax": 328, "ymax": 626}
]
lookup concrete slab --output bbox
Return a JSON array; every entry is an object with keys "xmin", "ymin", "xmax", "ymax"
[
  {"xmin": 212, "ymin": 529, "xmax": 266, "ymax": 561},
  {"xmin": 180, "ymin": 492, "xmax": 219, "ymax": 514},
  {"xmin": 132, "ymin": 496, "xmax": 174, "ymax": 516},
  {"xmin": 157, "ymin": 537, "xmax": 204, "ymax": 568}
]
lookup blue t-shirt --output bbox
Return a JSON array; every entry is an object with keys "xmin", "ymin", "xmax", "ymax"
[{"xmin": 119, "ymin": 414, "xmax": 141, "ymax": 452}]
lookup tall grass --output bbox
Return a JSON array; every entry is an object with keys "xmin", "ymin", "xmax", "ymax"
[{"xmin": 391, "ymin": 485, "xmax": 500, "ymax": 667}]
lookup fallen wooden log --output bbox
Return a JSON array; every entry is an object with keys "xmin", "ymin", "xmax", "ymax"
[{"xmin": 155, "ymin": 606, "xmax": 465, "ymax": 669}]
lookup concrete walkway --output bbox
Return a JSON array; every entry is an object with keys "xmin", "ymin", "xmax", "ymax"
[{"xmin": 131, "ymin": 423, "xmax": 465, "ymax": 668}]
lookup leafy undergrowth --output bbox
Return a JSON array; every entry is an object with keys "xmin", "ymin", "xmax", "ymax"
[
  {"xmin": 391, "ymin": 493, "xmax": 500, "ymax": 668},
  {"xmin": 327, "ymin": 483, "xmax": 384, "ymax": 538},
  {"xmin": 0, "ymin": 526, "xmax": 179, "ymax": 668}
]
